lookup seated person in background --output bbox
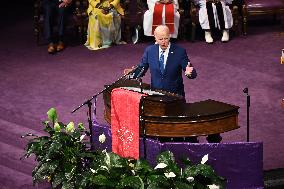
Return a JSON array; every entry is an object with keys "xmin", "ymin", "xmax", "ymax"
[
  {"xmin": 194, "ymin": 0, "xmax": 233, "ymax": 43},
  {"xmin": 124, "ymin": 25, "xmax": 197, "ymax": 97},
  {"xmin": 43, "ymin": 0, "xmax": 72, "ymax": 54},
  {"xmin": 143, "ymin": 0, "xmax": 180, "ymax": 39},
  {"xmin": 85, "ymin": 0, "xmax": 124, "ymax": 50}
]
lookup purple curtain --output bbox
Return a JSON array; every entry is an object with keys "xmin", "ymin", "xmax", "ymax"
[{"xmin": 92, "ymin": 122, "xmax": 263, "ymax": 189}]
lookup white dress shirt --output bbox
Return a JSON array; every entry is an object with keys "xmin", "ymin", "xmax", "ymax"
[{"xmin": 159, "ymin": 43, "xmax": 171, "ymax": 69}]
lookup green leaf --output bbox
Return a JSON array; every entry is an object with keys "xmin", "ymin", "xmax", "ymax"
[
  {"xmin": 32, "ymin": 162, "xmax": 54, "ymax": 182},
  {"xmin": 184, "ymin": 164, "xmax": 215, "ymax": 178},
  {"xmin": 91, "ymin": 174, "xmax": 108, "ymax": 186},
  {"xmin": 74, "ymin": 173, "xmax": 89, "ymax": 189},
  {"xmin": 47, "ymin": 108, "xmax": 58, "ymax": 122},
  {"xmin": 147, "ymin": 178, "xmax": 171, "ymax": 189},
  {"xmin": 174, "ymin": 181, "xmax": 194, "ymax": 189},
  {"xmin": 71, "ymin": 130, "xmax": 81, "ymax": 140},
  {"xmin": 47, "ymin": 160, "xmax": 59, "ymax": 174},
  {"xmin": 147, "ymin": 175, "xmax": 167, "ymax": 186},
  {"xmin": 108, "ymin": 152, "xmax": 128, "ymax": 168},
  {"xmin": 156, "ymin": 151, "xmax": 175, "ymax": 164},
  {"xmin": 62, "ymin": 181, "xmax": 74, "ymax": 189},
  {"xmin": 43, "ymin": 121, "xmax": 53, "ymax": 134},
  {"xmin": 45, "ymin": 141, "xmax": 62, "ymax": 159},
  {"xmin": 64, "ymin": 164, "xmax": 77, "ymax": 181},
  {"xmin": 78, "ymin": 123, "xmax": 85, "ymax": 131},
  {"xmin": 52, "ymin": 172, "xmax": 65, "ymax": 188},
  {"xmin": 135, "ymin": 159, "xmax": 152, "ymax": 172},
  {"xmin": 147, "ymin": 182, "xmax": 162, "ymax": 189},
  {"xmin": 24, "ymin": 140, "xmax": 41, "ymax": 157},
  {"xmin": 118, "ymin": 176, "xmax": 144, "ymax": 189},
  {"xmin": 156, "ymin": 151, "xmax": 179, "ymax": 171},
  {"xmin": 155, "ymin": 151, "xmax": 180, "ymax": 176},
  {"xmin": 57, "ymin": 121, "xmax": 66, "ymax": 128}
]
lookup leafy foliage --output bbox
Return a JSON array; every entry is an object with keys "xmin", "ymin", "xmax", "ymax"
[{"xmin": 22, "ymin": 108, "xmax": 225, "ymax": 189}]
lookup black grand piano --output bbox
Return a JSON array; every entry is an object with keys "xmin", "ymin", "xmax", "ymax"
[{"xmin": 103, "ymin": 79, "xmax": 239, "ymax": 143}]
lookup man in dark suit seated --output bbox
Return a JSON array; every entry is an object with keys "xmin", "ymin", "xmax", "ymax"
[
  {"xmin": 124, "ymin": 25, "xmax": 197, "ymax": 97},
  {"xmin": 43, "ymin": 0, "xmax": 72, "ymax": 54}
]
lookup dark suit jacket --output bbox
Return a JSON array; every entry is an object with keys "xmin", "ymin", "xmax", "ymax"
[{"xmin": 135, "ymin": 43, "xmax": 197, "ymax": 97}]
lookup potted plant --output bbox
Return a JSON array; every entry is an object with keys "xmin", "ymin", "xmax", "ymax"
[{"xmin": 22, "ymin": 108, "xmax": 225, "ymax": 189}]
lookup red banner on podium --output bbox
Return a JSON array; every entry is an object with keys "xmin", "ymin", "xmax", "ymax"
[{"xmin": 111, "ymin": 88, "xmax": 146, "ymax": 159}]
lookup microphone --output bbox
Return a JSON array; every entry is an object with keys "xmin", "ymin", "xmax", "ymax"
[
  {"xmin": 136, "ymin": 66, "xmax": 145, "ymax": 78},
  {"xmin": 243, "ymin": 87, "xmax": 248, "ymax": 94},
  {"xmin": 243, "ymin": 87, "xmax": 250, "ymax": 107},
  {"xmin": 124, "ymin": 65, "xmax": 139, "ymax": 79},
  {"xmin": 126, "ymin": 66, "xmax": 145, "ymax": 79}
]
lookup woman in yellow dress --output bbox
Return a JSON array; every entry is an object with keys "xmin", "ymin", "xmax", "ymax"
[{"xmin": 85, "ymin": 0, "xmax": 124, "ymax": 50}]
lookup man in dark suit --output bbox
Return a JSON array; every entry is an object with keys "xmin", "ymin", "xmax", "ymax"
[
  {"xmin": 124, "ymin": 25, "xmax": 197, "ymax": 97},
  {"xmin": 43, "ymin": 0, "xmax": 72, "ymax": 54}
]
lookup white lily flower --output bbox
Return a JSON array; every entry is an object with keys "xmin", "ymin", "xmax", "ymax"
[
  {"xmin": 131, "ymin": 170, "xmax": 135, "ymax": 175},
  {"xmin": 154, "ymin": 162, "xmax": 167, "ymax": 169},
  {"xmin": 90, "ymin": 168, "xmax": 96, "ymax": 173},
  {"xmin": 164, "ymin": 172, "xmax": 176, "ymax": 178},
  {"xmin": 66, "ymin": 122, "xmax": 75, "ymax": 133},
  {"xmin": 99, "ymin": 133, "xmax": 106, "ymax": 143},
  {"xmin": 201, "ymin": 154, "xmax": 209, "ymax": 164},
  {"xmin": 54, "ymin": 122, "xmax": 61, "ymax": 132},
  {"xmin": 186, "ymin": 176, "xmax": 194, "ymax": 182},
  {"xmin": 100, "ymin": 165, "xmax": 109, "ymax": 171},
  {"xmin": 207, "ymin": 184, "xmax": 220, "ymax": 189},
  {"xmin": 80, "ymin": 134, "xmax": 86, "ymax": 141},
  {"xmin": 129, "ymin": 163, "xmax": 134, "ymax": 168},
  {"xmin": 104, "ymin": 151, "xmax": 110, "ymax": 166}
]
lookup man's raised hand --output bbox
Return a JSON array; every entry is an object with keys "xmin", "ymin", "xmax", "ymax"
[{"xmin": 185, "ymin": 62, "xmax": 193, "ymax": 77}]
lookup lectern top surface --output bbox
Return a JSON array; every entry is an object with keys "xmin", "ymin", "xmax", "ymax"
[{"xmin": 120, "ymin": 87, "xmax": 165, "ymax": 96}]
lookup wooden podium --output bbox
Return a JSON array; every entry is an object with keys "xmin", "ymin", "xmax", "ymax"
[{"xmin": 103, "ymin": 80, "xmax": 239, "ymax": 142}]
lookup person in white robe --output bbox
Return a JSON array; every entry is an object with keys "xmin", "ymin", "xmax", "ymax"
[
  {"xmin": 143, "ymin": 0, "xmax": 180, "ymax": 38},
  {"xmin": 194, "ymin": 0, "xmax": 233, "ymax": 43}
]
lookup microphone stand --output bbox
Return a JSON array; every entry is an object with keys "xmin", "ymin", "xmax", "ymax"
[
  {"xmin": 139, "ymin": 96, "xmax": 147, "ymax": 159},
  {"xmin": 137, "ymin": 78, "xmax": 143, "ymax": 94},
  {"xmin": 71, "ymin": 65, "xmax": 140, "ymax": 149},
  {"xmin": 243, "ymin": 87, "xmax": 250, "ymax": 142},
  {"xmin": 134, "ymin": 66, "xmax": 145, "ymax": 94}
]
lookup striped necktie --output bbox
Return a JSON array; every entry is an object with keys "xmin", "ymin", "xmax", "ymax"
[{"xmin": 159, "ymin": 50, "xmax": 165, "ymax": 74}]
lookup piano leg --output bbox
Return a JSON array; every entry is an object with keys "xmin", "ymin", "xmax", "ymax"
[{"xmin": 206, "ymin": 134, "xmax": 222, "ymax": 143}]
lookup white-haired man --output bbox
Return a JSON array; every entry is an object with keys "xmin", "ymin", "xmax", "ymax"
[{"xmin": 124, "ymin": 25, "xmax": 197, "ymax": 97}]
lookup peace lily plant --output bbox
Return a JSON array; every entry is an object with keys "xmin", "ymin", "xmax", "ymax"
[{"xmin": 22, "ymin": 108, "xmax": 225, "ymax": 189}]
